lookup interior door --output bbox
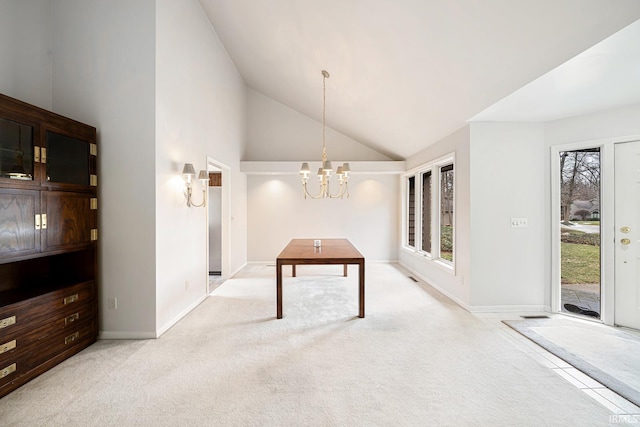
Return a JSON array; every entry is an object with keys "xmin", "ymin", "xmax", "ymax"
[{"xmin": 615, "ymin": 141, "xmax": 640, "ymax": 330}]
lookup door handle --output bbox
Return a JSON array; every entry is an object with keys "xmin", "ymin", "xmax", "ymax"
[{"xmin": 621, "ymin": 238, "xmax": 631, "ymax": 246}]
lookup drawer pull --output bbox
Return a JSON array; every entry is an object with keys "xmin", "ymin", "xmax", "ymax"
[
  {"xmin": 65, "ymin": 313, "xmax": 80, "ymax": 325},
  {"xmin": 0, "ymin": 316, "xmax": 16, "ymax": 329},
  {"xmin": 0, "ymin": 340, "xmax": 16, "ymax": 355},
  {"xmin": 1, "ymin": 363, "xmax": 16, "ymax": 378},
  {"xmin": 64, "ymin": 294, "xmax": 79, "ymax": 305},
  {"xmin": 64, "ymin": 332, "xmax": 80, "ymax": 345}
]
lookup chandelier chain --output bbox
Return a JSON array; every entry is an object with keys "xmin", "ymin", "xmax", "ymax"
[
  {"xmin": 322, "ymin": 71, "xmax": 327, "ymax": 164},
  {"xmin": 298, "ymin": 69, "xmax": 350, "ymax": 199}
]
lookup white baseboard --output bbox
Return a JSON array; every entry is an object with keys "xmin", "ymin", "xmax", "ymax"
[
  {"xmin": 398, "ymin": 262, "xmax": 471, "ymax": 311},
  {"xmin": 155, "ymin": 294, "xmax": 208, "ymax": 338},
  {"xmin": 98, "ymin": 331, "xmax": 156, "ymax": 340},
  {"xmin": 100, "ymin": 294, "xmax": 209, "ymax": 340},
  {"xmin": 229, "ymin": 262, "xmax": 248, "ymax": 277}
]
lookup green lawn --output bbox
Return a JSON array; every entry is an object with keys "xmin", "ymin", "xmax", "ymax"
[{"xmin": 561, "ymin": 242, "xmax": 600, "ymax": 284}]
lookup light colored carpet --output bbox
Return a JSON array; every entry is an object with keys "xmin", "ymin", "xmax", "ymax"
[
  {"xmin": 0, "ymin": 264, "xmax": 616, "ymax": 426},
  {"xmin": 504, "ymin": 317, "xmax": 640, "ymax": 407}
]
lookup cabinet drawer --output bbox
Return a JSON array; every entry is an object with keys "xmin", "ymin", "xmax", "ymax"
[
  {"xmin": 0, "ymin": 360, "xmax": 20, "ymax": 391},
  {"xmin": 0, "ymin": 320, "xmax": 95, "ymax": 392},
  {"xmin": 0, "ymin": 299, "xmax": 94, "ymax": 367},
  {"xmin": 0, "ymin": 281, "xmax": 95, "ymax": 340},
  {"xmin": 20, "ymin": 321, "xmax": 95, "ymax": 371}
]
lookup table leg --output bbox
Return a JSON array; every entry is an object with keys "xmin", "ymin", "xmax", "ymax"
[
  {"xmin": 292, "ymin": 264, "xmax": 296, "ymax": 277},
  {"xmin": 277, "ymin": 261, "xmax": 283, "ymax": 319},
  {"xmin": 359, "ymin": 260, "xmax": 365, "ymax": 318},
  {"xmin": 343, "ymin": 264, "xmax": 348, "ymax": 277}
]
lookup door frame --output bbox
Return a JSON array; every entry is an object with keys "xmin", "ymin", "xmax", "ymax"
[
  {"xmin": 550, "ymin": 137, "xmax": 624, "ymax": 326},
  {"xmin": 206, "ymin": 156, "xmax": 231, "ymax": 281}
]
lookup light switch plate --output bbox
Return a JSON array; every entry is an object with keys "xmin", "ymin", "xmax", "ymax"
[{"xmin": 511, "ymin": 218, "xmax": 528, "ymax": 228}]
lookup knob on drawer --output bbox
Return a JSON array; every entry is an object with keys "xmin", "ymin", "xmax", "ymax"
[
  {"xmin": 64, "ymin": 332, "xmax": 80, "ymax": 345},
  {"xmin": 63, "ymin": 294, "xmax": 79, "ymax": 305},
  {"xmin": 0, "ymin": 316, "xmax": 16, "ymax": 329},
  {"xmin": 0, "ymin": 340, "xmax": 16, "ymax": 355},
  {"xmin": 65, "ymin": 313, "xmax": 80, "ymax": 325},
  {"xmin": 1, "ymin": 363, "xmax": 16, "ymax": 378}
]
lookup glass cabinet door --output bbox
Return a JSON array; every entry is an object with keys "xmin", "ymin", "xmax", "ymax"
[
  {"xmin": 45, "ymin": 131, "xmax": 90, "ymax": 186},
  {"xmin": 0, "ymin": 118, "xmax": 34, "ymax": 182}
]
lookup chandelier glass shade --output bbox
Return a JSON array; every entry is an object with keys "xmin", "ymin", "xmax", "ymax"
[{"xmin": 299, "ymin": 70, "xmax": 350, "ymax": 199}]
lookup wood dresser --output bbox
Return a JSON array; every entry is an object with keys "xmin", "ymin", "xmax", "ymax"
[{"xmin": 0, "ymin": 94, "xmax": 98, "ymax": 398}]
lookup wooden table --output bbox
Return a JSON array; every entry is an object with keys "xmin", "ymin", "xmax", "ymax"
[{"xmin": 276, "ymin": 239, "xmax": 365, "ymax": 319}]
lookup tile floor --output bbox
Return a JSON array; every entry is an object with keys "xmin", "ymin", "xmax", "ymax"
[{"xmin": 474, "ymin": 312, "xmax": 640, "ymax": 420}]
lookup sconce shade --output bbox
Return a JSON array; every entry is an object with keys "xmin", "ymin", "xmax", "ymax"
[
  {"xmin": 322, "ymin": 160, "xmax": 333, "ymax": 172},
  {"xmin": 182, "ymin": 163, "xmax": 207, "ymax": 208},
  {"xmin": 182, "ymin": 163, "xmax": 196, "ymax": 178},
  {"xmin": 300, "ymin": 162, "xmax": 310, "ymax": 175}
]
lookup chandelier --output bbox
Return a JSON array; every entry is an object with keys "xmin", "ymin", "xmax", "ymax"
[{"xmin": 299, "ymin": 70, "xmax": 350, "ymax": 199}]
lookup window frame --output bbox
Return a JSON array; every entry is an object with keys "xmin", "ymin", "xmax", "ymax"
[
  {"xmin": 402, "ymin": 153, "xmax": 455, "ymax": 271},
  {"xmin": 405, "ymin": 175, "xmax": 416, "ymax": 249}
]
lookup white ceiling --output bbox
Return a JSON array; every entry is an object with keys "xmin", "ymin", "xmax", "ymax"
[
  {"xmin": 471, "ymin": 19, "xmax": 640, "ymax": 122},
  {"xmin": 198, "ymin": 0, "xmax": 640, "ymax": 160}
]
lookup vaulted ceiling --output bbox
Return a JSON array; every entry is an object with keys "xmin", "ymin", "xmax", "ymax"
[{"xmin": 198, "ymin": 0, "xmax": 640, "ymax": 159}]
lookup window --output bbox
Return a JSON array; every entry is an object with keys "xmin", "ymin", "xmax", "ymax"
[
  {"xmin": 403, "ymin": 155, "xmax": 454, "ymax": 267},
  {"xmin": 407, "ymin": 176, "xmax": 415, "ymax": 247},
  {"xmin": 421, "ymin": 171, "xmax": 432, "ymax": 253},
  {"xmin": 440, "ymin": 164, "xmax": 454, "ymax": 262}
]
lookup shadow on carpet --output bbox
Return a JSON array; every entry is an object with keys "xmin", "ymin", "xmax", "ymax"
[{"xmin": 503, "ymin": 318, "xmax": 640, "ymax": 407}]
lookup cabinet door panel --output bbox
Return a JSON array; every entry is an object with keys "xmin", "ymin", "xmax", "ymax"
[
  {"xmin": 41, "ymin": 192, "xmax": 93, "ymax": 252},
  {"xmin": 0, "ymin": 118, "xmax": 35, "ymax": 183},
  {"xmin": 0, "ymin": 189, "xmax": 39, "ymax": 258},
  {"xmin": 44, "ymin": 131, "xmax": 90, "ymax": 186}
]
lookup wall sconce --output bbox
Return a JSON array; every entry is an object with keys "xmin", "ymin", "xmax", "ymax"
[{"xmin": 182, "ymin": 163, "xmax": 209, "ymax": 207}]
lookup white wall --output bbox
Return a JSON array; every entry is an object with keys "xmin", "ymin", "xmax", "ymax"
[
  {"xmin": 52, "ymin": 0, "xmax": 158, "ymax": 337},
  {"xmin": 246, "ymin": 89, "xmax": 390, "ymax": 161},
  {"xmin": 155, "ymin": 0, "xmax": 247, "ymax": 334},
  {"xmin": 247, "ymin": 173, "xmax": 399, "ymax": 262},
  {"xmin": 545, "ymin": 103, "xmax": 640, "ymax": 145},
  {"xmin": 469, "ymin": 122, "xmax": 546, "ymax": 310},
  {"xmin": 245, "ymin": 83, "xmax": 398, "ymax": 262},
  {"xmin": 0, "ymin": 0, "xmax": 52, "ymax": 109},
  {"xmin": 399, "ymin": 126, "xmax": 471, "ymax": 308}
]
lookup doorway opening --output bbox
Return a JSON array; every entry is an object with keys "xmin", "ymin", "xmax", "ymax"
[
  {"xmin": 206, "ymin": 157, "xmax": 230, "ymax": 294},
  {"xmin": 559, "ymin": 148, "xmax": 601, "ymax": 319}
]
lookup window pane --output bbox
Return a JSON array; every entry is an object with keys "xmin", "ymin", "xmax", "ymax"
[
  {"xmin": 46, "ymin": 131, "xmax": 90, "ymax": 185},
  {"xmin": 0, "ymin": 118, "xmax": 34, "ymax": 180},
  {"xmin": 407, "ymin": 176, "xmax": 415, "ymax": 247},
  {"xmin": 440, "ymin": 164, "xmax": 453, "ymax": 262},
  {"xmin": 421, "ymin": 171, "xmax": 431, "ymax": 253}
]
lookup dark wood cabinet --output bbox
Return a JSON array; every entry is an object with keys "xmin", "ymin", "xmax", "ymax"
[
  {"xmin": 0, "ymin": 94, "xmax": 97, "ymax": 399},
  {"xmin": 41, "ymin": 191, "xmax": 96, "ymax": 253},
  {"xmin": 0, "ymin": 188, "xmax": 40, "ymax": 258}
]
